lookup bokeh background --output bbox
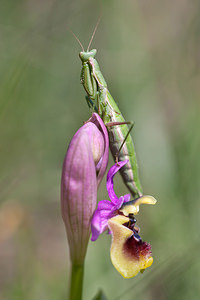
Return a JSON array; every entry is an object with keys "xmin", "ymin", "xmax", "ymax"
[{"xmin": 0, "ymin": 0, "xmax": 200, "ymax": 299}]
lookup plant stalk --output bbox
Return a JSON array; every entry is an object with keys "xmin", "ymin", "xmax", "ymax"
[{"xmin": 69, "ymin": 263, "xmax": 84, "ymax": 300}]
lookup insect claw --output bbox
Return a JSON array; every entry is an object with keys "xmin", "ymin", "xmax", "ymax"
[{"xmin": 115, "ymin": 157, "xmax": 120, "ymax": 166}]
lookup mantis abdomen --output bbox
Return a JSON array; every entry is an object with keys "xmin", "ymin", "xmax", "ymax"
[{"xmin": 100, "ymin": 87, "xmax": 142, "ymax": 197}]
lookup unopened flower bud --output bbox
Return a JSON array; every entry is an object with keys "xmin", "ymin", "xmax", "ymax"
[{"xmin": 61, "ymin": 113, "xmax": 109, "ymax": 264}]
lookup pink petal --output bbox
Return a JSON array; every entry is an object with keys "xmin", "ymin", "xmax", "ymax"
[{"xmin": 106, "ymin": 160, "xmax": 129, "ymax": 204}]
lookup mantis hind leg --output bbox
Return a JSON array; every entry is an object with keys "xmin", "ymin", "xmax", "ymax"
[{"xmin": 105, "ymin": 121, "xmax": 135, "ymax": 163}]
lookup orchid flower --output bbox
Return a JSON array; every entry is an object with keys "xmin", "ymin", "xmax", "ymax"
[{"xmin": 91, "ymin": 160, "xmax": 157, "ymax": 278}]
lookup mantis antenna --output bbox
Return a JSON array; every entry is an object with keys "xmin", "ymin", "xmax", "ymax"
[
  {"xmin": 68, "ymin": 28, "xmax": 84, "ymax": 52},
  {"xmin": 87, "ymin": 14, "xmax": 102, "ymax": 51}
]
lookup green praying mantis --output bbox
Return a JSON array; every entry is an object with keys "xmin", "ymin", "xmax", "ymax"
[{"xmin": 73, "ymin": 26, "xmax": 143, "ymax": 198}]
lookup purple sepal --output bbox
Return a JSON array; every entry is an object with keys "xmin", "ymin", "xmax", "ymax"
[
  {"xmin": 91, "ymin": 160, "xmax": 130, "ymax": 241},
  {"xmin": 106, "ymin": 160, "xmax": 130, "ymax": 204}
]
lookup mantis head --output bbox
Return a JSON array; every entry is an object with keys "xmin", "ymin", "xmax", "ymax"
[{"xmin": 79, "ymin": 49, "xmax": 97, "ymax": 63}]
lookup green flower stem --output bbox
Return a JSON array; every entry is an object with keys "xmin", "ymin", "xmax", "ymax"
[{"xmin": 69, "ymin": 263, "xmax": 84, "ymax": 300}]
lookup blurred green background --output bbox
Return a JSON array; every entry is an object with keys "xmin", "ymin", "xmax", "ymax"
[{"xmin": 0, "ymin": 0, "xmax": 200, "ymax": 299}]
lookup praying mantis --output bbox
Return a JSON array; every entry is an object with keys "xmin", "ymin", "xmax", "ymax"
[{"xmin": 74, "ymin": 27, "xmax": 143, "ymax": 198}]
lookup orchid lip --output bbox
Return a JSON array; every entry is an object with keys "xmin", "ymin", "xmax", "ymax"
[{"xmin": 108, "ymin": 215, "xmax": 154, "ymax": 278}]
